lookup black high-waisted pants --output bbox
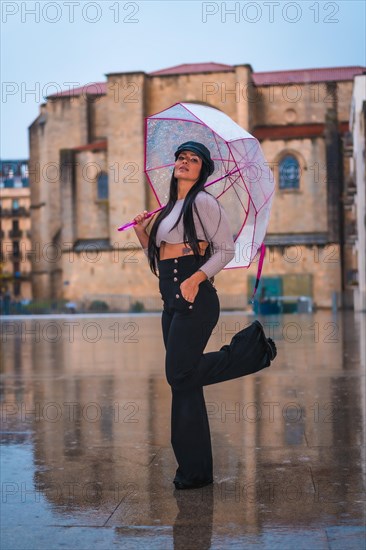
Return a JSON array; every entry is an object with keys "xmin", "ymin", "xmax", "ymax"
[{"xmin": 158, "ymin": 255, "xmax": 271, "ymax": 486}]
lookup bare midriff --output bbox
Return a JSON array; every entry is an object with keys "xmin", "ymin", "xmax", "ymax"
[{"xmin": 159, "ymin": 240, "xmax": 209, "ymax": 260}]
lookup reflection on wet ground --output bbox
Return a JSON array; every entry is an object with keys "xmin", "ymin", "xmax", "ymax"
[{"xmin": 1, "ymin": 310, "xmax": 365, "ymax": 549}]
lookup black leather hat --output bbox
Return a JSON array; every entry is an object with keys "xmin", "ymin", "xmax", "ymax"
[{"xmin": 174, "ymin": 141, "xmax": 215, "ymax": 176}]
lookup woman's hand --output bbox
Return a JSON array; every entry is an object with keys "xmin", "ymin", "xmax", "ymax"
[
  {"xmin": 133, "ymin": 211, "xmax": 154, "ymax": 250},
  {"xmin": 180, "ymin": 271, "xmax": 207, "ymax": 303},
  {"xmin": 133, "ymin": 210, "xmax": 154, "ymax": 234}
]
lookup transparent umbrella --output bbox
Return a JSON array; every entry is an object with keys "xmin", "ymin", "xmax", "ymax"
[{"xmin": 118, "ymin": 102, "xmax": 275, "ymax": 290}]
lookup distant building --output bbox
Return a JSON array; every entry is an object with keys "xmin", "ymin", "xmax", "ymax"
[
  {"xmin": 28, "ymin": 63, "xmax": 366, "ymax": 309},
  {"xmin": 349, "ymin": 75, "xmax": 366, "ymax": 312},
  {"xmin": 0, "ymin": 160, "xmax": 32, "ymax": 299}
]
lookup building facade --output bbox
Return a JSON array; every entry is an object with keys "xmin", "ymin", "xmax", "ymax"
[
  {"xmin": 349, "ymin": 75, "xmax": 366, "ymax": 312},
  {"xmin": 28, "ymin": 63, "xmax": 366, "ymax": 309},
  {"xmin": 0, "ymin": 160, "xmax": 32, "ymax": 300}
]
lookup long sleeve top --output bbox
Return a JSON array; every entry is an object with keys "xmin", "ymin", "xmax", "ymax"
[{"xmin": 143, "ymin": 191, "xmax": 236, "ymax": 279}]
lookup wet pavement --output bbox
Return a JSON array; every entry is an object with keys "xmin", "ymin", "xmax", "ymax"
[{"xmin": 1, "ymin": 310, "xmax": 365, "ymax": 549}]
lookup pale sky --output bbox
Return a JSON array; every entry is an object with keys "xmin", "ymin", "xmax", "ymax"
[{"xmin": 1, "ymin": 0, "xmax": 365, "ymax": 158}]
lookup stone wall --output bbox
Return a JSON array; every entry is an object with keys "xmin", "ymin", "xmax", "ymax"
[
  {"xmin": 59, "ymin": 243, "xmax": 340, "ymax": 311},
  {"xmin": 74, "ymin": 150, "xmax": 109, "ymax": 240},
  {"xmin": 29, "ymin": 97, "xmax": 89, "ymax": 298},
  {"xmin": 253, "ymin": 81, "xmax": 352, "ymax": 127},
  {"xmin": 263, "ymin": 137, "xmax": 328, "ymax": 234}
]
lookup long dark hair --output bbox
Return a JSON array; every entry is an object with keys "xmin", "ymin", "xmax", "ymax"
[{"xmin": 147, "ymin": 163, "xmax": 221, "ymax": 278}]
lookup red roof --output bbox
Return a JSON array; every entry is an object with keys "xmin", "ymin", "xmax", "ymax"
[
  {"xmin": 73, "ymin": 140, "xmax": 107, "ymax": 152},
  {"xmin": 47, "ymin": 65, "xmax": 365, "ymax": 98},
  {"xmin": 48, "ymin": 82, "xmax": 107, "ymax": 98},
  {"xmin": 149, "ymin": 62, "xmax": 234, "ymax": 76},
  {"xmin": 252, "ymin": 66, "xmax": 365, "ymax": 85},
  {"xmin": 150, "ymin": 63, "xmax": 365, "ymax": 83}
]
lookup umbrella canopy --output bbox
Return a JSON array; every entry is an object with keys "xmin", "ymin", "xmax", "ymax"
[
  {"xmin": 119, "ymin": 102, "xmax": 275, "ymax": 271},
  {"xmin": 144, "ymin": 102, "xmax": 275, "ymax": 269}
]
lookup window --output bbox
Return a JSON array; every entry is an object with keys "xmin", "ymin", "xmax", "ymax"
[
  {"xmin": 13, "ymin": 281, "xmax": 21, "ymax": 296},
  {"xmin": 13, "ymin": 241, "xmax": 20, "ymax": 258},
  {"xmin": 97, "ymin": 172, "xmax": 108, "ymax": 200},
  {"xmin": 279, "ymin": 155, "xmax": 300, "ymax": 190},
  {"xmin": 21, "ymin": 163, "xmax": 29, "ymax": 187},
  {"xmin": 3, "ymin": 167, "xmax": 14, "ymax": 188},
  {"xmin": 4, "ymin": 178, "xmax": 14, "ymax": 188},
  {"xmin": 12, "ymin": 199, "xmax": 19, "ymax": 210},
  {"xmin": 11, "ymin": 220, "xmax": 20, "ymax": 238}
]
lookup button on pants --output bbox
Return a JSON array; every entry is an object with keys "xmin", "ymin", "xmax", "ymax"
[{"xmin": 158, "ymin": 255, "xmax": 271, "ymax": 486}]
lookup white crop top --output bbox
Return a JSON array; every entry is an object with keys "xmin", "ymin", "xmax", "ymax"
[{"xmin": 143, "ymin": 191, "xmax": 236, "ymax": 279}]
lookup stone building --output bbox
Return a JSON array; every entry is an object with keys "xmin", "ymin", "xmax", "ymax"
[
  {"xmin": 28, "ymin": 63, "xmax": 366, "ymax": 310},
  {"xmin": 349, "ymin": 75, "xmax": 366, "ymax": 312},
  {"xmin": 0, "ymin": 160, "xmax": 32, "ymax": 300}
]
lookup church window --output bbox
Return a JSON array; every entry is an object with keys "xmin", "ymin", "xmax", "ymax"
[
  {"xmin": 97, "ymin": 172, "xmax": 108, "ymax": 199},
  {"xmin": 279, "ymin": 155, "xmax": 300, "ymax": 190}
]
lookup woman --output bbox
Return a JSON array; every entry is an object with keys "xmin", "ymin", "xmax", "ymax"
[{"xmin": 134, "ymin": 141, "xmax": 277, "ymax": 490}]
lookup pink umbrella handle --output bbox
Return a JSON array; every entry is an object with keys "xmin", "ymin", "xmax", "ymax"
[
  {"xmin": 250, "ymin": 244, "xmax": 266, "ymax": 302},
  {"xmin": 117, "ymin": 206, "xmax": 163, "ymax": 231}
]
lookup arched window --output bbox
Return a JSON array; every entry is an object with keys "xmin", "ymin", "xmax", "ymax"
[
  {"xmin": 97, "ymin": 172, "xmax": 108, "ymax": 200},
  {"xmin": 279, "ymin": 155, "xmax": 300, "ymax": 190}
]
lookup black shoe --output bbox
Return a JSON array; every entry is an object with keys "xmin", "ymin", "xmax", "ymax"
[
  {"xmin": 174, "ymin": 479, "xmax": 213, "ymax": 490},
  {"xmin": 267, "ymin": 337, "xmax": 277, "ymax": 360},
  {"xmin": 254, "ymin": 320, "xmax": 277, "ymax": 361}
]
